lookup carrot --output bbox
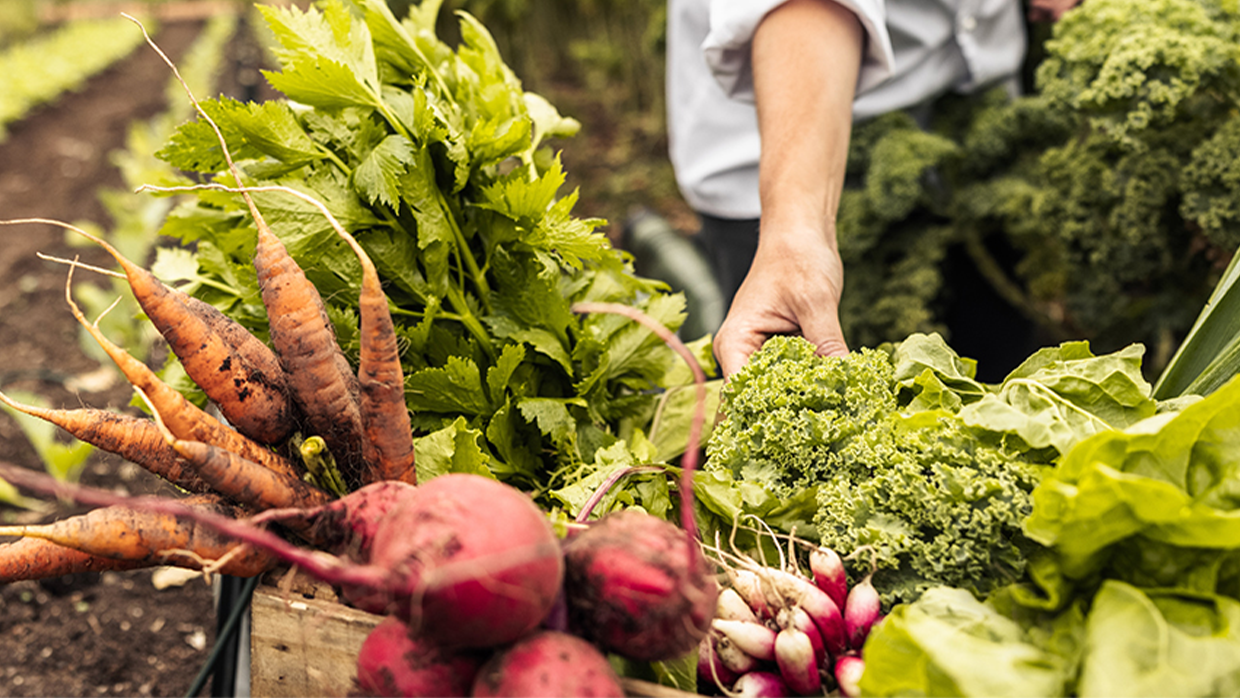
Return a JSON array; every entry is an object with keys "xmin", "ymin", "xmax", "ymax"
[
  {"xmin": 253, "ymin": 217, "xmax": 366, "ymax": 485},
  {"xmin": 169, "ymin": 439, "xmax": 333, "ymax": 516},
  {"xmin": 0, "ymin": 536, "xmax": 150, "ymax": 582},
  {"xmin": 61, "ymin": 263, "xmax": 302, "ymax": 480},
  {"xmin": 0, "ymin": 389, "xmax": 213, "ymax": 496},
  {"xmin": 332, "ymin": 219, "xmax": 415, "ymax": 485},
  {"xmin": 0, "ymin": 494, "xmax": 279, "ymax": 578},
  {"xmin": 3, "ymin": 217, "xmax": 297, "ymax": 445},
  {"xmin": 136, "ymin": 33, "xmax": 367, "ymax": 485}
]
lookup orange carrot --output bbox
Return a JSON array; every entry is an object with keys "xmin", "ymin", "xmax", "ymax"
[
  {"xmin": 62, "ymin": 264, "xmax": 302, "ymax": 480},
  {"xmin": 142, "ymin": 46, "xmax": 366, "ymax": 485},
  {"xmin": 333, "ymin": 225, "xmax": 415, "ymax": 485},
  {"xmin": 5, "ymin": 218, "xmax": 297, "ymax": 445},
  {"xmin": 0, "ymin": 389, "xmax": 213, "ymax": 495},
  {"xmin": 169, "ymin": 439, "xmax": 333, "ymax": 516},
  {"xmin": 0, "ymin": 495, "xmax": 279, "ymax": 578},
  {"xmin": 0, "ymin": 537, "xmax": 150, "ymax": 582},
  {"xmin": 254, "ymin": 218, "xmax": 366, "ymax": 485}
]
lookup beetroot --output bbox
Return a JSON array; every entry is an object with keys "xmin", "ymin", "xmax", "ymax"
[
  {"xmin": 253, "ymin": 480, "xmax": 418, "ymax": 556},
  {"xmin": 355, "ymin": 616, "xmax": 484, "ymax": 697},
  {"xmin": 347, "ymin": 474, "xmax": 564, "ymax": 649},
  {"xmin": 562, "ymin": 509, "xmax": 717, "ymax": 661},
  {"xmin": 470, "ymin": 630, "xmax": 624, "ymax": 697}
]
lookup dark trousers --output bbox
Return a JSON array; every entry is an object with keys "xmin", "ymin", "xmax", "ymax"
[{"xmin": 695, "ymin": 213, "xmax": 760, "ymax": 309}]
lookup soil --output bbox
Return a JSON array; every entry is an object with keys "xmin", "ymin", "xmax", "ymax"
[
  {"xmin": 0, "ymin": 19, "xmax": 255, "ymax": 698},
  {"xmin": 0, "ymin": 11, "xmax": 685, "ymax": 698}
]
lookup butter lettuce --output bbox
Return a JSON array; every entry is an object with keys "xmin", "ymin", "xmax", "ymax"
[
  {"xmin": 1026, "ymin": 376, "xmax": 1240, "ymax": 579},
  {"xmin": 861, "ymin": 376, "xmax": 1240, "ymax": 697}
]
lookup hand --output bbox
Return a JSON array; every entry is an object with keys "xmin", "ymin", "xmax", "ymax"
[
  {"xmin": 714, "ymin": 0, "xmax": 862, "ymax": 377},
  {"xmin": 713, "ymin": 225, "xmax": 849, "ymax": 377}
]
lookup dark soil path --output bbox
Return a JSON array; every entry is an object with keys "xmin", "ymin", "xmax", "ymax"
[{"xmin": 0, "ymin": 20, "xmax": 229, "ymax": 698}]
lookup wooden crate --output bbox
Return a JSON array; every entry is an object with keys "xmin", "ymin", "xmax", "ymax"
[
  {"xmin": 249, "ymin": 569, "xmax": 381, "ymax": 698},
  {"xmin": 247, "ymin": 569, "xmax": 696, "ymax": 698}
]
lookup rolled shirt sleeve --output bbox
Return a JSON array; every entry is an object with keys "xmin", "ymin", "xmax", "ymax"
[
  {"xmin": 667, "ymin": 0, "xmax": 1026, "ymax": 219},
  {"xmin": 702, "ymin": 0, "xmax": 895, "ymax": 102}
]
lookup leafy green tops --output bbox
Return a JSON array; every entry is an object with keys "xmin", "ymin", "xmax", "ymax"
[{"xmin": 154, "ymin": 0, "xmax": 704, "ymax": 497}]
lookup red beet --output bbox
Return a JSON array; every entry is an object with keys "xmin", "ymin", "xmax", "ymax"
[
  {"xmin": 470, "ymin": 630, "xmax": 624, "ymax": 697},
  {"xmin": 562, "ymin": 509, "xmax": 718, "ymax": 661},
  {"xmin": 351, "ymin": 474, "xmax": 565, "ymax": 649},
  {"xmin": 355, "ymin": 616, "xmax": 484, "ymax": 697}
]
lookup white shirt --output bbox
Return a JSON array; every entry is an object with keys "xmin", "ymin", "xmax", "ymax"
[{"xmin": 667, "ymin": 0, "xmax": 1027, "ymax": 219}]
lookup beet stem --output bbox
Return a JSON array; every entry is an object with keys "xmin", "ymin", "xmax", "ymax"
[
  {"xmin": 574, "ymin": 465, "xmax": 664, "ymax": 523},
  {"xmin": 570, "ymin": 302, "xmax": 707, "ymax": 551}
]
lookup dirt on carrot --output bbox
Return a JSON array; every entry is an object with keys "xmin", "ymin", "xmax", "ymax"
[
  {"xmin": 3, "ymin": 218, "xmax": 298, "ymax": 446},
  {"xmin": 0, "ymin": 389, "xmax": 214, "ymax": 496},
  {"xmin": 333, "ymin": 220, "xmax": 415, "ymax": 486},
  {"xmin": 0, "ymin": 494, "xmax": 278, "ymax": 578},
  {"xmin": 62, "ymin": 263, "xmax": 303, "ymax": 480},
  {"xmin": 0, "ymin": 536, "xmax": 152, "ymax": 583}
]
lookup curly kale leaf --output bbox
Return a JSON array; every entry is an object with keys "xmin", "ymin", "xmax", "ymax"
[
  {"xmin": 1037, "ymin": 0, "xmax": 1240, "ymax": 150},
  {"xmin": 1182, "ymin": 113, "xmax": 1240, "ymax": 252},
  {"xmin": 816, "ymin": 411, "xmax": 1042, "ymax": 606},
  {"xmin": 706, "ymin": 336, "xmax": 1042, "ymax": 606},
  {"xmin": 707, "ymin": 336, "xmax": 897, "ymax": 494}
]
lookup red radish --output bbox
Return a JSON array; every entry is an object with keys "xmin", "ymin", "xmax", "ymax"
[
  {"xmin": 697, "ymin": 635, "xmax": 741, "ymax": 690},
  {"xmin": 730, "ymin": 568, "xmax": 777, "ymax": 621},
  {"xmin": 563, "ymin": 509, "xmax": 717, "ymax": 661},
  {"xmin": 717, "ymin": 586, "xmax": 761, "ymax": 623},
  {"xmin": 733, "ymin": 671, "xmax": 792, "ymax": 698},
  {"xmin": 835, "ymin": 654, "xmax": 865, "ymax": 697},
  {"xmin": 764, "ymin": 567, "xmax": 847, "ymax": 657},
  {"xmin": 712, "ymin": 618, "xmax": 777, "ymax": 662},
  {"xmin": 714, "ymin": 630, "xmax": 762, "ymax": 674},
  {"xmin": 774, "ymin": 627, "xmax": 821, "ymax": 696},
  {"xmin": 844, "ymin": 571, "xmax": 882, "ymax": 650},
  {"xmin": 355, "ymin": 616, "xmax": 484, "ymax": 698},
  {"xmin": 777, "ymin": 606, "xmax": 825, "ymax": 665},
  {"xmin": 809, "ymin": 546, "xmax": 848, "ymax": 610},
  {"xmin": 470, "ymin": 630, "xmax": 624, "ymax": 698}
]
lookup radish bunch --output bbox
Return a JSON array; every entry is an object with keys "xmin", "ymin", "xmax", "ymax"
[{"xmin": 699, "ymin": 546, "xmax": 882, "ymax": 697}]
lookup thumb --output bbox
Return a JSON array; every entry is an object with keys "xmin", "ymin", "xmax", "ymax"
[{"xmin": 799, "ymin": 315, "xmax": 849, "ymax": 358}]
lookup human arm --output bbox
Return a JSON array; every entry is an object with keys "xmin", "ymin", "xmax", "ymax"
[{"xmin": 712, "ymin": 0, "xmax": 863, "ymax": 377}]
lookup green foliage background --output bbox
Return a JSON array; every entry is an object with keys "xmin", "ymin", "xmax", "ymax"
[{"xmin": 837, "ymin": 0, "xmax": 1240, "ymax": 372}]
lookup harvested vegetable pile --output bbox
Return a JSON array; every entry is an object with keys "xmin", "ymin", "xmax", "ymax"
[{"xmin": 0, "ymin": 1, "xmax": 720, "ymax": 695}]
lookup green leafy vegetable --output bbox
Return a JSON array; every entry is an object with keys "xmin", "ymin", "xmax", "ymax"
[
  {"xmin": 860, "ymin": 586, "xmax": 1074, "ymax": 698},
  {"xmin": 1026, "ymin": 375, "xmax": 1240, "ymax": 579},
  {"xmin": 1078, "ymin": 582, "xmax": 1240, "ymax": 697},
  {"xmin": 154, "ymin": 0, "xmax": 699, "ymax": 499},
  {"xmin": 707, "ymin": 335, "xmax": 1036, "ymax": 604},
  {"xmin": 866, "ymin": 375, "xmax": 1240, "ymax": 697},
  {"xmin": 707, "ymin": 333, "xmax": 1174, "ymax": 605}
]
